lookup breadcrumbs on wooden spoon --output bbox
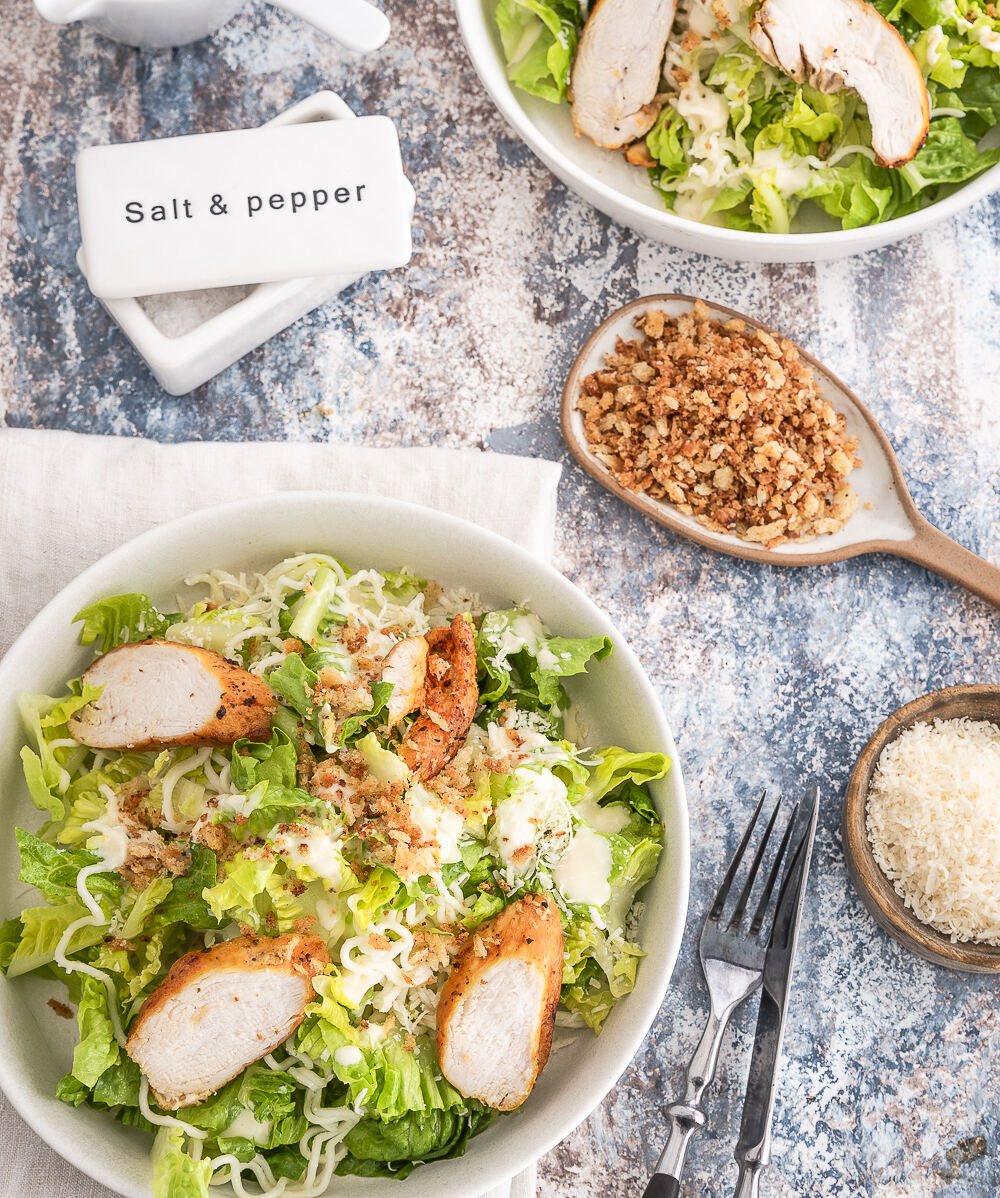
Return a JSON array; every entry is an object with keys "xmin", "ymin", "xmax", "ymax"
[{"xmin": 577, "ymin": 301, "xmax": 861, "ymax": 548}]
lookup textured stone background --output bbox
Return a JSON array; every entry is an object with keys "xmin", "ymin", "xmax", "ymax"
[{"xmin": 3, "ymin": 0, "xmax": 1000, "ymax": 1195}]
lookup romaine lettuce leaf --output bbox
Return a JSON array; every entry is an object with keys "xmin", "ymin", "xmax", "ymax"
[
  {"xmin": 266, "ymin": 653, "xmax": 319, "ymax": 722},
  {"xmin": 202, "ymin": 853, "xmax": 276, "ymax": 926},
  {"xmin": 166, "ymin": 607, "xmax": 261, "ymax": 657},
  {"xmin": 15, "ymin": 827, "xmax": 122, "ymax": 907},
  {"xmin": 476, "ymin": 608, "xmax": 610, "ymax": 719},
  {"xmin": 556, "ymin": 747, "xmax": 667, "ymax": 1030},
  {"xmin": 267, "ymin": 654, "xmax": 389, "ymax": 747},
  {"xmin": 584, "ymin": 747, "xmax": 671, "ymax": 807},
  {"xmin": 149, "ymin": 843, "xmax": 220, "ymax": 931},
  {"xmin": 337, "ymin": 680, "xmax": 393, "ymax": 745},
  {"xmin": 5, "ymin": 901, "xmax": 105, "ymax": 977},
  {"xmin": 287, "ymin": 565, "xmax": 341, "ymax": 643},
  {"xmin": 230, "ymin": 729, "xmax": 299, "ymax": 792},
  {"xmin": 265, "ymin": 1145, "xmax": 309, "ymax": 1179},
  {"xmin": 71, "ymin": 976, "xmax": 120, "ymax": 1087},
  {"xmin": 898, "ymin": 115, "xmax": 1000, "ymax": 193},
  {"xmin": 494, "ymin": 0, "xmax": 581, "ymax": 103},
  {"xmin": 18, "ymin": 688, "xmax": 105, "ymax": 823},
  {"xmin": 118, "ymin": 876, "xmax": 173, "ymax": 940},
  {"xmin": 74, "ymin": 593, "xmax": 175, "ymax": 654},
  {"xmin": 151, "ymin": 1127, "xmax": 212, "ymax": 1198},
  {"xmin": 337, "ymin": 1104, "xmax": 495, "ymax": 1178}
]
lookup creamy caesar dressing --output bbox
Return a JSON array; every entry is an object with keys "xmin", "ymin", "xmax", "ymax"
[
  {"xmin": 406, "ymin": 784, "xmax": 464, "ymax": 864},
  {"xmin": 491, "ymin": 767, "xmax": 573, "ymax": 871},
  {"xmin": 925, "ymin": 24, "xmax": 948, "ymax": 66},
  {"xmin": 553, "ymin": 826, "xmax": 613, "ymax": 907},
  {"xmin": 222, "ymin": 1109, "xmax": 273, "ymax": 1145},
  {"xmin": 748, "ymin": 147, "xmax": 815, "ymax": 194},
  {"xmin": 572, "ymin": 793, "xmax": 629, "ymax": 837},
  {"xmin": 976, "ymin": 25, "xmax": 1000, "ymax": 52},
  {"xmin": 83, "ymin": 789, "xmax": 131, "ymax": 869},
  {"xmin": 489, "ymin": 611, "xmax": 559, "ymax": 671},
  {"xmin": 315, "ymin": 896, "xmax": 345, "ymax": 939},
  {"xmin": 270, "ymin": 824, "xmax": 346, "ymax": 887}
]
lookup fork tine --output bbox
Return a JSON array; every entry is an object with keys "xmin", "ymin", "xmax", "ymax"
[
  {"xmin": 727, "ymin": 795, "xmax": 782, "ymax": 930},
  {"xmin": 750, "ymin": 801, "xmax": 800, "ymax": 936},
  {"xmin": 708, "ymin": 789, "xmax": 767, "ymax": 920}
]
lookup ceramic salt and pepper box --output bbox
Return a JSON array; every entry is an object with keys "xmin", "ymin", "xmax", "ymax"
[{"xmin": 74, "ymin": 91, "xmax": 415, "ymax": 394}]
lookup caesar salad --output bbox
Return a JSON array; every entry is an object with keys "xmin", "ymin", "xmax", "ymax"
[{"xmin": 2, "ymin": 554, "xmax": 669, "ymax": 1198}]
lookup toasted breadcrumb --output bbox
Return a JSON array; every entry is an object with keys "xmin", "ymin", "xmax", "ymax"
[{"xmin": 577, "ymin": 301, "xmax": 861, "ymax": 548}]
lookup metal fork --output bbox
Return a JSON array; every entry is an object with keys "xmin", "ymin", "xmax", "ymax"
[{"xmin": 642, "ymin": 792, "xmax": 799, "ymax": 1198}]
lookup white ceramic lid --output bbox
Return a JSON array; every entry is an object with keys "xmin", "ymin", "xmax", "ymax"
[{"xmin": 76, "ymin": 116, "xmax": 414, "ymax": 299}]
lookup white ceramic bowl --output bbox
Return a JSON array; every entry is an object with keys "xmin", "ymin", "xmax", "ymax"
[
  {"xmin": 0, "ymin": 492, "xmax": 689, "ymax": 1198},
  {"xmin": 454, "ymin": 0, "xmax": 1000, "ymax": 263}
]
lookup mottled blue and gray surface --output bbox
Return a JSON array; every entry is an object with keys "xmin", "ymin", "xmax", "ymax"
[{"xmin": 3, "ymin": 1, "xmax": 1000, "ymax": 1195}]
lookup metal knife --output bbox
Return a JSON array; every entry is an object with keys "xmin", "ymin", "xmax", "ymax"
[{"xmin": 731, "ymin": 786, "xmax": 819, "ymax": 1198}]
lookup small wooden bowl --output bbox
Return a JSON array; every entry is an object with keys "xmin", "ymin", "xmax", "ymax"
[{"xmin": 843, "ymin": 684, "xmax": 1000, "ymax": 973}]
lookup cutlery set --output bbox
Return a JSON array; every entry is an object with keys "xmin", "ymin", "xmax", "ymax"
[{"xmin": 644, "ymin": 791, "xmax": 819, "ymax": 1198}]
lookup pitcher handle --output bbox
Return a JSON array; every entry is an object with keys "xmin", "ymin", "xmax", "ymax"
[{"xmin": 268, "ymin": 0, "xmax": 389, "ymax": 51}]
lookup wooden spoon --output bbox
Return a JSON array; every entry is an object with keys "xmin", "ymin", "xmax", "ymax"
[
  {"xmin": 560, "ymin": 294, "xmax": 1000, "ymax": 608},
  {"xmin": 842, "ymin": 684, "xmax": 1000, "ymax": 973}
]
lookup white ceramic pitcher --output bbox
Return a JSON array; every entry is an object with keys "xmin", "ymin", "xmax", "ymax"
[{"xmin": 33, "ymin": 0, "xmax": 390, "ymax": 51}]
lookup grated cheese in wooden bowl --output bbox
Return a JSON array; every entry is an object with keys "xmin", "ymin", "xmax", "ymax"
[{"xmin": 866, "ymin": 717, "xmax": 1000, "ymax": 945}]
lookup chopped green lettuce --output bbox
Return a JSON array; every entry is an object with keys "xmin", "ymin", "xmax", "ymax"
[
  {"xmin": 71, "ymin": 976, "xmax": 120, "ymax": 1088},
  {"xmin": 494, "ymin": 0, "xmax": 581, "ymax": 103},
  {"xmin": 337, "ymin": 1105, "xmax": 495, "ymax": 1179},
  {"xmin": 74, "ymin": 592, "xmax": 176, "ymax": 654},
  {"xmin": 151, "ymin": 1128, "xmax": 212, "ymax": 1198},
  {"xmin": 560, "ymin": 747, "xmax": 668, "ymax": 1031},
  {"xmin": 149, "ymin": 843, "xmax": 220, "ymax": 931},
  {"xmin": 18, "ymin": 688, "xmax": 106, "ymax": 823},
  {"xmin": 5, "ymin": 901, "xmax": 105, "ymax": 977},
  {"xmin": 202, "ymin": 853, "xmax": 276, "ymax": 926},
  {"xmin": 476, "ymin": 608, "xmax": 611, "ymax": 721}
]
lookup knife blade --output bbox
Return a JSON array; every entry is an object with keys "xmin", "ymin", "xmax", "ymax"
[{"xmin": 732, "ymin": 785, "xmax": 819, "ymax": 1198}]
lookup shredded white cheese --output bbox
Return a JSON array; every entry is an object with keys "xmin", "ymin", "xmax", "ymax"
[{"xmin": 866, "ymin": 717, "xmax": 1000, "ymax": 944}]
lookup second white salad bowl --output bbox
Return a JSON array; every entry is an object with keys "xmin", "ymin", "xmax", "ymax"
[
  {"xmin": 0, "ymin": 491, "xmax": 689, "ymax": 1198},
  {"xmin": 454, "ymin": 0, "xmax": 1000, "ymax": 263}
]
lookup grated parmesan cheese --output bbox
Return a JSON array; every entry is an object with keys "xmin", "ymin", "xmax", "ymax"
[{"xmin": 866, "ymin": 717, "xmax": 1000, "ymax": 945}]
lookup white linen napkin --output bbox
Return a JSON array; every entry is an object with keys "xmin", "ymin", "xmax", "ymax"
[{"xmin": 0, "ymin": 427, "xmax": 560, "ymax": 1198}]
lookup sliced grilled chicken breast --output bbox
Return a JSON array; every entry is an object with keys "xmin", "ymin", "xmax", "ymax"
[
  {"xmin": 400, "ymin": 617, "xmax": 478, "ymax": 781},
  {"xmin": 126, "ymin": 933, "xmax": 329, "ymax": 1109},
  {"xmin": 570, "ymin": 0, "xmax": 678, "ymax": 149},
  {"xmin": 68, "ymin": 640, "xmax": 276, "ymax": 750},
  {"xmin": 750, "ymin": 0, "xmax": 929, "ymax": 167},
  {"xmin": 437, "ymin": 894, "xmax": 563, "ymax": 1110},
  {"xmin": 381, "ymin": 635, "xmax": 428, "ymax": 728}
]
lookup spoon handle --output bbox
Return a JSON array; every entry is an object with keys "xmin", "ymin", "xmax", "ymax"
[{"xmin": 893, "ymin": 515, "xmax": 1000, "ymax": 611}]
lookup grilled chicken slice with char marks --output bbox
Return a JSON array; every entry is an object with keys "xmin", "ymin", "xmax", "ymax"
[
  {"xmin": 126, "ymin": 934, "xmax": 329, "ymax": 1110},
  {"xmin": 570, "ymin": 0, "xmax": 679, "ymax": 149},
  {"xmin": 749, "ymin": 0, "xmax": 929, "ymax": 167},
  {"xmin": 381, "ymin": 634, "xmax": 429, "ymax": 729},
  {"xmin": 68, "ymin": 639, "xmax": 276, "ymax": 750},
  {"xmin": 437, "ymin": 894, "xmax": 563, "ymax": 1110},
  {"xmin": 399, "ymin": 616, "xmax": 478, "ymax": 781}
]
